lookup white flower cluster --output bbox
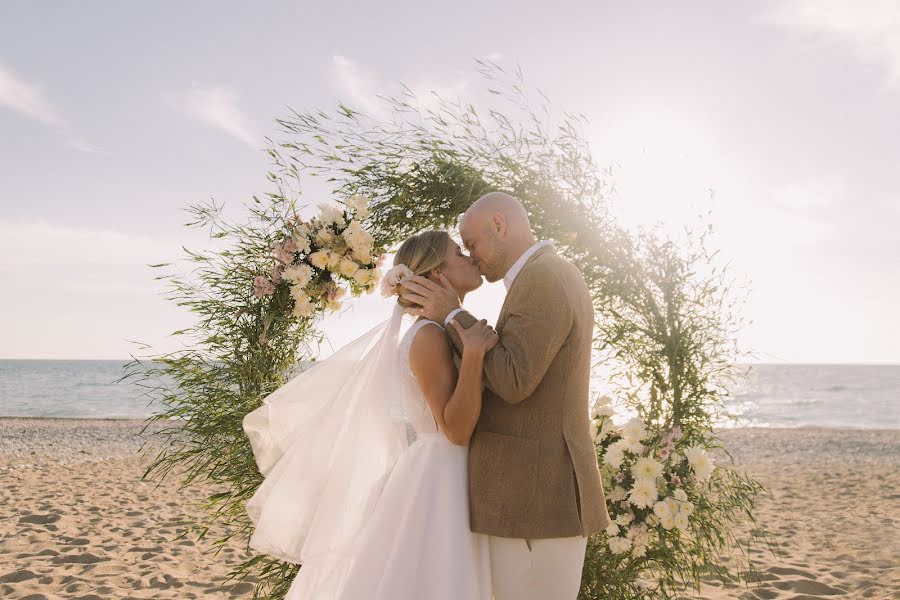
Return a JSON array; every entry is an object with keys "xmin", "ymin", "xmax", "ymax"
[
  {"xmin": 606, "ymin": 522, "xmax": 653, "ymax": 557},
  {"xmin": 590, "ymin": 397, "xmax": 716, "ymax": 559},
  {"xmin": 651, "ymin": 488, "xmax": 695, "ymax": 531},
  {"xmin": 255, "ymin": 194, "xmax": 384, "ymax": 319}
]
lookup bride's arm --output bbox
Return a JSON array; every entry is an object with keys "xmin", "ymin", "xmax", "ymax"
[{"xmin": 409, "ymin": 323, "xmax": 493, "ymax": 446}]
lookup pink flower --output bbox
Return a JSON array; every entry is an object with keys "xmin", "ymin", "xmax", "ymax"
[
  {"xmin": 658, "ymin": 446, "xmax": 671, "ymax": 460},
  {"xmin": 253, "ymin": 276, "xmax": 275, "ymax": 297},
  {"xmin": 271, "ymin": 239, "xmax": 296, "ymax": 264},
  {"xmin": 271, "ymin": 264, "xmax": 284, "ymax": 284},
  {"xmin": 671, "ymin": 474, "xmax": 682, "ymax": 487}
]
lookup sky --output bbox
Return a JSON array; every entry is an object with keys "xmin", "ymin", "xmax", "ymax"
[{"xmin": 1, "ymin": 1, "xmax": 897, "ymax": 363}]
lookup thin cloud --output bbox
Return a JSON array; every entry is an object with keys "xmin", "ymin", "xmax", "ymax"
[
  {"xmin": 404, "ymin": 72, "xmax": 469, "ymax": 113},
  {"xmin": 0, "ymin": 63, "xmax": 64, "ymax": 126},
  {"xmin": 331, "ymin": 55, "xmax": 469, "ymax": 117},
  {"xmin": 331, "ymin": 55, "xmax": 387, "ymax": 117},
  {"xmin": 0, "ymin": 62, "xmax": 102, "ymax": 153},
  {"xmin": 167, "ymin": 84, "xmax": 260, "ymax": 149},
  {"xmin": 764, "ymin": 0, "xmax": 900, "ymax": 88},
  {"xmin": 0, "ymin": 220, "xmax": 201, "ymax": 272}
]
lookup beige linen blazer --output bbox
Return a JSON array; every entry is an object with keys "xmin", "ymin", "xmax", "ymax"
[{"xmin": 447, "ymin": 244, "xmax": 611, "ymax": 539}]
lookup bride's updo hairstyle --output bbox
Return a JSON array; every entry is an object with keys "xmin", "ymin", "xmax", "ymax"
[{"xmin": 389, "ymin": 230, "xmax": 451, "ymax": 309}]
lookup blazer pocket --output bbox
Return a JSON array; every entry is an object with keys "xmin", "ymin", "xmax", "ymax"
[{"xmin": 469, "ymin": 431, "xmax": 540, "ymax": 518}]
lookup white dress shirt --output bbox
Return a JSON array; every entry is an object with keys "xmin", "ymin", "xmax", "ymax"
[{"xmin": 444, "ymin": 240, "xmax": 553, "ymax": 327}]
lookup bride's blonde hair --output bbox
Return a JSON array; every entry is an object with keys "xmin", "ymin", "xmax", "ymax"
[{"xmin": 391, "ymin": 230, "xmax": 451, "ymax": 309}]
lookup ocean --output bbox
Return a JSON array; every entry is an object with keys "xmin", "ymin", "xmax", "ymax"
[{"xmin": 0, "ymin": 360, "xmax": 897, "ymax": 429}]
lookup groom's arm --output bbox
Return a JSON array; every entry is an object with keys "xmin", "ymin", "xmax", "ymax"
[{"xmin": 446, "ymin": 264, "xmax": 573, "ymax": 405}]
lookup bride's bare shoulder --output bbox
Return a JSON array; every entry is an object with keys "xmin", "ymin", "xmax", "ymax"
[{"xmin": 408, "ymin": 322, "xmax": 452, "ymax": 369}]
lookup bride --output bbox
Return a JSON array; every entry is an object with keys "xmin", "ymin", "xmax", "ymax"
[{"xmin": 242, "ymin": 230, "xmax": 497, "ymax": 599}]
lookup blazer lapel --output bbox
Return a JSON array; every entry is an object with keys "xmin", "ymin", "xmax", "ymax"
[{"xmin": 496, "ymin": 244, "xmax": 556, "ymax": 329}]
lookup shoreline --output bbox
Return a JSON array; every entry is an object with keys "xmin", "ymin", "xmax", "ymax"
[{"xmin": 2, "ymin": 414, "xmax": 898, "ymax": 430}]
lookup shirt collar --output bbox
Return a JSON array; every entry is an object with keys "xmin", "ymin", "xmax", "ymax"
[{"xmin": 502, "ymin": 240, "xmax": 553, "ymax": 291}]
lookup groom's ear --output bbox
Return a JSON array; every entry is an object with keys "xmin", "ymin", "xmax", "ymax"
[{"xmin": 491, "ymin": 213, "xmax": 507, "ymax": 237}]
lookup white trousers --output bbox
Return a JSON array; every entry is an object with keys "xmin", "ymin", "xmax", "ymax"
[{"xmin": 488, "ymin": 534, "xmax": 588, "ymax": 600}]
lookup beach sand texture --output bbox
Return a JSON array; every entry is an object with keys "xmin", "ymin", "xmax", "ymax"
[{"xmin": 1, "ymin": 419, "xmax": 897, "ymax": 599}]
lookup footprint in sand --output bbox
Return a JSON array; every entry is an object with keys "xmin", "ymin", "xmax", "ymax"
[
  {"xmin": 0, "ymin": 569, "xmax": 39, "ymax": 584},
  {"xmin": 52, "ymin": 552, "xmax": 109, "ymax": 564},
  {"xmin": 773, "ymin": 578, "xmax": 848, "ymax": 595},
  {"xmin": 18, "ymin": 513, "xmax": 61, "ymax": 525}
]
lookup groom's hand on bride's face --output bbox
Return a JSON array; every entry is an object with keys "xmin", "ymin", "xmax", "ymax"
[{"xmin": 400, "ymin": 274, "xmax": 460, "ymax": 322}]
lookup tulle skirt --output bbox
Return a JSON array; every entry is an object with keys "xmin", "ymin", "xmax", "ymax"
[{"xmin": 286, "ymin": 433, "xmax": 493, "ymax": 600}]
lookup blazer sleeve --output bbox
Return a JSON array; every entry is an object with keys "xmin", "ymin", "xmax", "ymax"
[{"xmin": 447, "ymin": 261, "xmax": 574, "ymax": 405}]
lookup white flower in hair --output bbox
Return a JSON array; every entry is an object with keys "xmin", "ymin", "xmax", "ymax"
[{"xmin": 380, "ymin": 264, "xmax": 415, "ymax": 297}]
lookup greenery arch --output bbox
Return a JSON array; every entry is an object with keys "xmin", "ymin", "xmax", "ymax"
[{"xmin": 126, "ymin": 60, "xmax": 770, "ymax": 599}]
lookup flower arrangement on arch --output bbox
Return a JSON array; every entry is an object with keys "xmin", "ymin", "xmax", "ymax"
[
  {"xmin": 589, "ymin": 395, "xmax": 716, "ymax": 561},
  {"xmin": 253, "ymin": 194, "xmax": 385, "ymax": 318}
]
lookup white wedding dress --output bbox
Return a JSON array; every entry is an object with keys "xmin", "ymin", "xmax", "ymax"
[{"xmin": 244, "ymin": 312, "xmax": 493, "ymax": 600}]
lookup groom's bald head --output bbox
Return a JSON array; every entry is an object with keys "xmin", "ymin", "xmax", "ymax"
[
  {"xmin": 458, "ymin": 192, "xmax": 536, "ymax": 283},
  {"xmin": 463, "ymin": 191, "xmax": 531, "ymax": 231}
]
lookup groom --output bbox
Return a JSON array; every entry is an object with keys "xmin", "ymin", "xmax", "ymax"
[{"xmin": 401, "ymin": 192, "xmax": 610, "ymax": 600}]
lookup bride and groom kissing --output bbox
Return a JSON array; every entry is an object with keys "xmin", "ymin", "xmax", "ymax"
[{"xmin": 243, "ymin": 191, "xmax": 611, "ymax": 599}]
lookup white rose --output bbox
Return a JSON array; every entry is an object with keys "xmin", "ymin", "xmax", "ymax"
[
  {"xmin": 607, "ymin": 486, "xmax": 627, "ymax": 503},
  {"xmin": 342, "ymin": 220, "xmax": 374, "ymax": 256},
  {"xmin": 315, "ymin": 229, "xmax": 335, "ymax": 246},
  {"xmin": 338, "ymin": 258, "xmax": 360, "ymax": 277},
  {"xmin": 283, "ymin": 264, "xmax": 314, "ymax": 288},
  {"xmin": 592, "ymin": 404, "xmax": 615, "ymax": 419},
  {"xmin": 607, "ymin": 535, "xmax": 632, "ymax": 555},
  {"xmin": 318, "ymin": 203, "xmax": 346, "ymax": 228},
  {"xmin": 660, "ymin": 514, "xmax": 676, "ymax": 530},
  {"xmin": 615, "ymin": 512, "xmax": 634, "ymax": 526},
  {"xmin": 622, "ymin": 417, "xmax": 647, "ymax": 443},
  {"xmin": 603, "ymin": 440, "xmax": 626, "ymax": 470},
  {"xmin": 353, "ymin": 267, "xmax": 371, "ymax": 285},
  {"xmin": 597, "ymin": 419, "xmax": 615, "ymax": 441},
  {"xmin": 291, "ymin": 292, "xmax": 315, "ymax": 318},
  {"xmin": 292, "ymin": 231, "xmax": 311, "ymax": 255},
  {"xmin": 653, "ymin": 499, "xmax": 674, "ymax": 521},
  {"xmin": 346, "ymin": 194, "xmax": 371, "ymax": 218},
  {"xmin": 685, "ymin": 446, "xmax": 715, "ymax": 482},
  {"xmin": 623, "ymin": 438, "xmax": 647, "ymax": 455},
  {"xmin": 326, "ymin": 251, "xmax": 342, "ymax": 270},
  {"xmin": 309, "ymin": 250, "xmax": 330, "ymax": 270},
  {"xmin": 289, "ymin": 284, "xmax": 309, "ymax": 301}
]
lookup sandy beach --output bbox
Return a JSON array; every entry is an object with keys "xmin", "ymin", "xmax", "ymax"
[{"xmin": 1, "ymin": 419, "xmax": 897, "ymax": 599}]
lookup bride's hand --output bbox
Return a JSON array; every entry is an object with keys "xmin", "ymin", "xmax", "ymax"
[{"xmin": 450, "ymin": 319, "xmax": 498, "ymax": 355}]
